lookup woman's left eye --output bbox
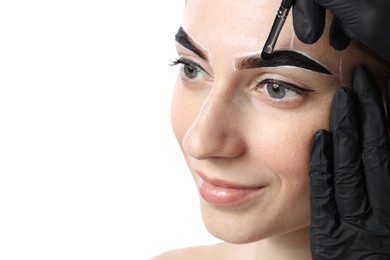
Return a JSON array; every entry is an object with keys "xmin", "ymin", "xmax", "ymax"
[
  {"xmin": 183, "ymin": 63, "xmax": 203, "ymax": 79},
  {"xmin": 170, "ymin": 58, "xmax": 208, "ymax": 80},
  {"xmin": 256, "ymin": 79, "xmax": 311, "ymax": 100}
]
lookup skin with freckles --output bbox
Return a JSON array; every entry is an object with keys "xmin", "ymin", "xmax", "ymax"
[{"xmin": 153, "ymin": 0, "xmax": 389, "ymax": 259}]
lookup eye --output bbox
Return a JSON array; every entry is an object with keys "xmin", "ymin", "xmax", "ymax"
[
  {"xmin": 257, "ymin": 79, "xmax": 312, "ymax": 100},
  {"xmin": 183, "ymin": 63, "xmax": 201, "ymax": 79},
  {"xmin": 170, "ymin": 58, "xmax": 208, "ymax": 80},
  {"xmin": 266, "ymin": 81, "xmax": 298, "ymax": 99}
]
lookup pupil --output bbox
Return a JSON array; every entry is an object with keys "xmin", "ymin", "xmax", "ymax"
[
  {"xmin": 267, "ymin": 83, "xmax": 286, "ymax": 99},
  {"xmin": 185, "ymin": 65, "xmax": 197, "ymax": 79}
]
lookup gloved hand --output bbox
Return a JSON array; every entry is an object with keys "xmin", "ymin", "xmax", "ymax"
[
  {"xmin": 292, "ymin": 0, "xmax": 390, "ymax": 62},
  {"xmin": 309, "ymin": 65, "xmax": 390, "ymax": 260}
]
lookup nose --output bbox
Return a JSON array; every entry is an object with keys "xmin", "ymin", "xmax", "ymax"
[{"xmin": 182, "ymin": 87, "xmax": 246, "ymax": 160}]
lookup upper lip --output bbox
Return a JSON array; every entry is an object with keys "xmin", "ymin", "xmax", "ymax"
[{"xmin": 196, "ymin": 171, "xmax": 264, "ymax": 189}]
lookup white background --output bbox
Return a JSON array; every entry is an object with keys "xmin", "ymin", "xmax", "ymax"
[{"xmin": 0, "ymin": 1, "xmax": 220, "ymax": 259}]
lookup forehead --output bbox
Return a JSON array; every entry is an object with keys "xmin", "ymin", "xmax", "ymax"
[{"xmin": 181, "ymin": 0, "xmax": 341, "ymax": 74}]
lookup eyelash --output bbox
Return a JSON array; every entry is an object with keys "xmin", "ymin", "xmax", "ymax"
[
  {"xmin": 170, "ymin": 58, "xmax": 209, "ymax": 79},
  {"xmin": 170, "ymin": 57, "xmax": 191, "ymax": 67}
]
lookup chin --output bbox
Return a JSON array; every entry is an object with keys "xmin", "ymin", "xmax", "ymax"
[
  {"xmin": 200, "ymin": 200, "xmax": 311, "ymax": 244},
  {"xmin": 200, "ymin": 203, "xmax": 277, "ymax": 244},
  {"xmin": 204, "ymin": 220, "xmax": 273, "ymax": 244},
  {"xmin": 205, "ymin": 219, "xmax": 310, "ymax": 245}
]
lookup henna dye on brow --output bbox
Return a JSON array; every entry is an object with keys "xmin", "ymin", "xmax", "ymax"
[
  {"xmin": 175, "ymin": 27, "xmax": 207, "ymax": 60},
  {"xmin": 240, "ymin": 50, "xmax": 332, "ymax": 75}
]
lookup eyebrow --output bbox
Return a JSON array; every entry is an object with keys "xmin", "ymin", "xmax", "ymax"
[
  {"xmin": 175, "ymin": 27, "xmax": 332, "ymax": 75},
  {"xmin": 237, "ymin": 51, "xmax": 332, "ymax": 75},
  {"xmin": 175, "ymin": 27, "xmax": 208, "ymax": 61}
]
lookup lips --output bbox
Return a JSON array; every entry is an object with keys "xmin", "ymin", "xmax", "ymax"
[{"xmin": 196, "ymin": 172, "xmax": 264, "ymax": 206}]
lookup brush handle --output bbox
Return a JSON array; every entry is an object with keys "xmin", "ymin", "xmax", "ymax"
[{"xmin": 262, "ymin": 4, "xmax": 291, "ymax": 56}]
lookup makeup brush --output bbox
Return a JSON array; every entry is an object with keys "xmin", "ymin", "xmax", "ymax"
[{"xmin": 261, "ymin": 0, "xmax": 295, "ymax": 60}]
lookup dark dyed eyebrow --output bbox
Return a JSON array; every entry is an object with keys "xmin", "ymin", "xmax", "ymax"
[
  {"xmin": 237, "ymin": 50, "xmax": 332, "ymax": 75},
  {"xmin": 175, "ymin": 27, "xmax": 208, "ymax": 61}
]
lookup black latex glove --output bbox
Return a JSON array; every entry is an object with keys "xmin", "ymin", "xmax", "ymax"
[
  {"xmin": 309, "ymin": 65, "xmax": 390, "ymax": 260},
  {"xmin": 292, "ymin": 0, "xmax": 390, "ymax": 62}
]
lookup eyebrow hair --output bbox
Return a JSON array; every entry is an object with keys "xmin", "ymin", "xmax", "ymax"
[
  {"xmin": 237, "ymin": 50, "xmax": 332, "ymax": 75},
  {"xmin": 175, "ymin": 27, "xmax": 208, "ymax": 61}
]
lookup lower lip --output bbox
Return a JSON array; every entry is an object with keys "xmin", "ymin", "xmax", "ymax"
[{"xmin": 197, "ymin": 177, "xmax": 263, "ymax": 206}]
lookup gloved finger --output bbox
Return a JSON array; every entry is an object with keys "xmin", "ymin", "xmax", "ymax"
[
  {"xmin": 387, "ymin": 79, "xmax": 390, "ymax": 129},
  {"xmin": 310, "ymin": 130, "xmax": 338, "ymax": 243},
  {"xmin": 293, "ymin": 0, "xmax": 325, "ymax": 44},
  {"xmin": 329, "ymin": 16, "xmax": 350, "ymax": 51},
  {"xmin": 354, "ymin": 65, "xmax": 389, "ymax": 156},
  {"xmin": 315, "ymin": 0, "xmax": 360, "ymax": 38},
  {"xmin": 354, "ymin": 65, "xmax": 390, "ymax": 211},
  {"xmin": 315, "ymin": 0, "xmax": 356, "ymax": 18},
  {"xmin": 330, "ymin": 87, "xmax": 369, "ymax": 221}
]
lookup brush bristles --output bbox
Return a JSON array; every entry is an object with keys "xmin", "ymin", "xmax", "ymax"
[{"xmin": 261, "ymin": 51, "xmax": 273, "ymax": 60}]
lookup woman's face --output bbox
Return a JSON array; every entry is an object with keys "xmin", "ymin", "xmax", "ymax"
[{"xmin": 171, "ymin": 0, "xmax": 372, "ymax": 243}]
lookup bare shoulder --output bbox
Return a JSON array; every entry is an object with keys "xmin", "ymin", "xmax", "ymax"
[{"xmin": 151, "ymin": 243, "xmax": 245, "ymax": 260}]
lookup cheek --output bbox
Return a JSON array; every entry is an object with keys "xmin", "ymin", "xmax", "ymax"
[
  {"xmin": 250, "ymin": 106, "xmax": 331, "ymax": 193},
  {"xmin": 268, "ymin": 125, "xmax": 312, "ymax": 189}
]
